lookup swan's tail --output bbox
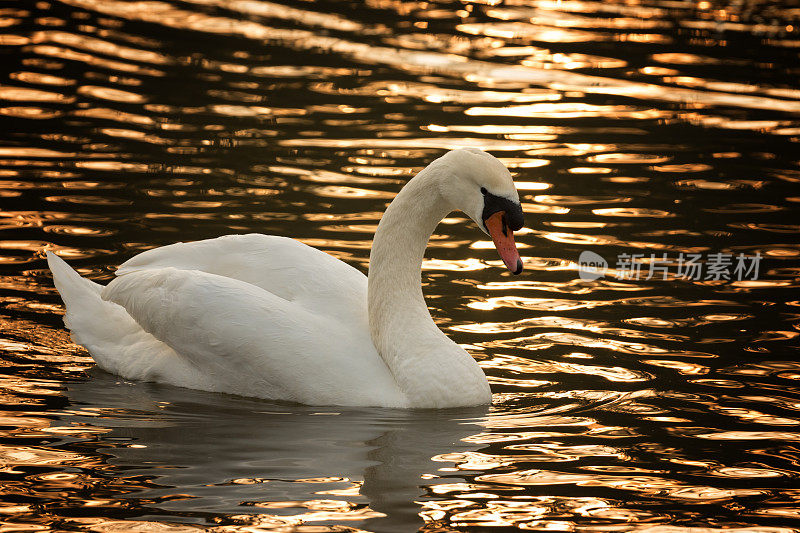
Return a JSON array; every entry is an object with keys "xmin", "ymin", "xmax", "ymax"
[
  {"xmin": 46, "ymin": 251, "xmax": 184, "ymax": 380},
  {"xmin": 47, "ymin": 251, "xmax": 106, "ymax": 345}
]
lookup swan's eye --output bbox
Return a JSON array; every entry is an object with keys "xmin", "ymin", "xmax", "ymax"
[{"xmin": 480, "ymin": 187, "xmax": 487, "ymax": 195}]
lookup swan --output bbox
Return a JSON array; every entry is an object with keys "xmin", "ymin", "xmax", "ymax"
[{"xmin": 47, "ymin": 148, "xmax": 525, "ymax": 408}]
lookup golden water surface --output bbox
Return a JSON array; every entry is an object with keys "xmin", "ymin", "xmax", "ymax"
[{"xmin": 0, "ymin": 0, "xmax": 799, "ymax": 531}]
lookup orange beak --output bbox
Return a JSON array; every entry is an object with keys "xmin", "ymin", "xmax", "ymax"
[{"xmin": 484, "ymin": 211, "xmax": 523, "ymax": 275}]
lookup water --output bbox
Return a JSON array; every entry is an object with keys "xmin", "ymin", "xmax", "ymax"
[{"xmin": 1, "ymin": 0, "xmax": 799, "ymax": 530}]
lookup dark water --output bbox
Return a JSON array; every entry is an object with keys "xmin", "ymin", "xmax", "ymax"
[{"xmin": 1, "ymin": 0, "xmax": 800, "ymax": 531}]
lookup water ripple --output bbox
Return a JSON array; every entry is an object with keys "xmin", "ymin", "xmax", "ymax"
[{"xmin": 1, "ymin": 0, "xmax": 799, "ymax": 530}]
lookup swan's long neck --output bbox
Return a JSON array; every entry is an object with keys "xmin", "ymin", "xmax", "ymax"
[{"xmin": 368, "ymin": 163, "xmax": 491, "ymax": 408}]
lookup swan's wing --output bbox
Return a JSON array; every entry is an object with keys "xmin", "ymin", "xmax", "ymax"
[
  {"xmin": 116, "ymin": 234, "xmax": 367, "ymax": 322},
  {"xmin": 100, "ymin": 267, "xmax": 406, "ymax": 407}
]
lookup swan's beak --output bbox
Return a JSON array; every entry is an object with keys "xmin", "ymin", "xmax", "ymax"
[{"xmin": 484, "ymin": 211, "xmax": 523, "ymax": 275}]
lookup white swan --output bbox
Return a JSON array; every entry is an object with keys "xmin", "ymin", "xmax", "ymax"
[{"xmin": 47, "ymin": 148, "xmax": 524, "ymax": 408}]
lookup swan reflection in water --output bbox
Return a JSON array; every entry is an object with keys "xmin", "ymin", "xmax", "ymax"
[{"xmin": 62, "ymin": 371, "xmax": 488, "ymax": 532}]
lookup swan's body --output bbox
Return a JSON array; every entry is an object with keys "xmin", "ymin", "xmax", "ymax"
[{"xmin": 48, "ymin": 148, "xmax": 524, "ymax": 408}]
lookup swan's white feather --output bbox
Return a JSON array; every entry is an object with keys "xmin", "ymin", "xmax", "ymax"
[
  {"xmin": 46, "ymin": 251, "xmax": 211, "ymax": 387},
  {"xmin": 49, "ymin": 239, "xmax": 408, "ymax": 407},
  {"xmin": 116, "ymin": 234, "xmax": 367, "ymax": 325},
  {"xmin": 99, "ymin": 266, "xmax": 406, "ymax": 406}
]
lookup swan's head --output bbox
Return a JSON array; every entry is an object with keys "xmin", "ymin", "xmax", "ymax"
[{"xmin": 437, "ymin": 148, "xmax": 525, "ymax": 275}]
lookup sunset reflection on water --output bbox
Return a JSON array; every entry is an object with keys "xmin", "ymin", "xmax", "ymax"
[{"xmin": 1, "ymin": 0, "xmax": 800, "ymax": 531}]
